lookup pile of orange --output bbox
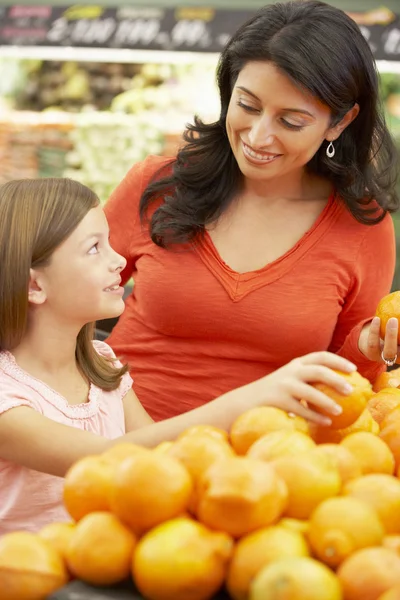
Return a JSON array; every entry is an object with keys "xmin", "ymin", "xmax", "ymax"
[{"xmin": 2, "ymin": 293, "xmax": 400, "ymax": 600}]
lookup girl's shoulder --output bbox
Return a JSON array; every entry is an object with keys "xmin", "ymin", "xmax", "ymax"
[{"xmin": 0, "ymin": 351, "xmax": 43, "ymax": 414}]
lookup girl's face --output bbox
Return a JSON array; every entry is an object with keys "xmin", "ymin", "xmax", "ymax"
[
  {"xmin": 31, "ymin": 205, "xmax": 126, "ymax": 326},
  {"xmin": 226, "ymin": 61, "xmax": 350, "ymax": 187}
]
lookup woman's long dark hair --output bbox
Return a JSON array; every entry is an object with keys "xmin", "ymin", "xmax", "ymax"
[{"xmin": 141, "ymin": 0, "xmax": 399, "ymax": 247}]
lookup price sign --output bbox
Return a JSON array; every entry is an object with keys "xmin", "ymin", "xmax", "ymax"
[{"xmin": 0, "ymin": 4, "xmax": 399, "ymax": 60}]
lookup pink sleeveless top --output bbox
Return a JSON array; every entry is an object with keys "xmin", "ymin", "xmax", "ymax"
[{"xmin": 0, "ymin": 341, "xmax": 132, "ymax": 535}]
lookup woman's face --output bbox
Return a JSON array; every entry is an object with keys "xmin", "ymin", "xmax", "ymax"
[{"xmin": 226, "ymin": 61, "xmax": 341, "ymax": 186}]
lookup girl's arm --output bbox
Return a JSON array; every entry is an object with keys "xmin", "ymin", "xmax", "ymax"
[{"xmin": 0, "ymin": 351, "xmax": 355, "ymax": 478}]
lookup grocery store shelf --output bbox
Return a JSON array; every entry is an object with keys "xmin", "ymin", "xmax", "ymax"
[
  {"xmin": 0, "ymin": 44, "xmax": 220, "ymax": 64},
  {"xmin": 0, "ymin": 44, "xmax": 399, "ymax": 73}
]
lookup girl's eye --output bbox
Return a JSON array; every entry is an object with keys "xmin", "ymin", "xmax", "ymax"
[
  {"xmin": 281, "ymin": 118, "xmax": 305, "ymax": 131},
  {"xmin": 237, "ymin": 100, "xmax": 259, "ymax": 113},
  {"xmin": 88, "ymin": 243, "xmax": 99, "ymax": 255}
]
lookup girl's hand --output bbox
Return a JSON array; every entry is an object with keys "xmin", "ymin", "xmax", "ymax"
[
  {"xmin": 243, "ymin": 351, "xmax": 357, "ymax": 426},
  {"xmin": 358, "ymin": 316, "xmax": 399, "ymax": 366}
]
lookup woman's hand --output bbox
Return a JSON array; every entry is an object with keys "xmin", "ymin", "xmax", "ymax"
[
  {"xmin": 358, "ymin": 316, "xmax": 399, "ymax": 366},
  {"xmin": 238, "ymin": 351, "xmax": 358, "ymax": 426}
]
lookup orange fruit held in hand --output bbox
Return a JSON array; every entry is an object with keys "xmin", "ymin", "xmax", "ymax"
[
  {"xmin": 376, "ymin": 291, "xmax": 400, "ymax": 343},
  {"xmin": 196, "ymin": 456, "xmax": 288, "ymax": 538},
  {"xmin": 380, "ymin": 406, "xmax": 400, "ymax": 469},
  {"xmin": 250, "ymin": 557, "xmax": 342, "ymax": 600},
  {"xmin": 0, "ymin": 532, "xmax": 68, "ymax": 600},
  {"xmin": 230, "ymin": 407, "xmax": 309, "ymax": 455},
  {"xmin": 66, "ymin": 511, "xmax": 136, "ymax": 586},
  {"xmin": 313, "ymin": 444, "xmax": 362, "ymax": 486},
  {"xmin": 340, "ymin": 431, "xmax": 395, "ymax": 475},
  {"xmin": 247, "ymin": 430, "xmax": 315, "ymax": 462},
  {"xmin": 312, "ymin": 370, "xmax": 373, "ymax": 430},
  {"xmin": 133, "ymin": 517, "xmax": 233, "ymax": 600},
  {"xmin": 368, "ymin": 388, "xmax": 400, "ymax": 425},
  {"xmin": 308, "ymin": 496, "xmax": 385, "ymax": 568},
  {"xmin": 38, "ymin": 522, "xmax": 76, "ymax": 562},
  {"xmin": 310, "ymin": 407, "xmax": 379, "ymax": 444},
  {"xmin": 167, "ymin": 434, "xmax": 234, "ymax": 484},
  {"xmin": 63, "ymin": 454, "xmax": 116, "ymax": 521},
  {"xmin": 110, "ymin": 450, "xmax": 193, "ymax": 535},
  {"xmin": 343, "ymin": 474, "xmax": 400, "ymax": 534},
  {"xmin": 373, "ymin": 368, "xmax": 400, "ymax": 392},
  {"xmin": 337, "ymin": 547, "xmax": 400, "ymax": 600},
  {"xmin": 271, "ymin": 450, "xmax": 341, "ymax": 520},
  {"xmin": 226, "ymin": 525, "xmax": 309, "ymax": 600}
]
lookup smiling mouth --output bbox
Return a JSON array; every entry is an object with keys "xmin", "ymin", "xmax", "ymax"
[
  {"xmin": 242, "ymin": 141, "xmax": 281, "ymax": 162},
  {"xmin": 104, "ymin": 284, "xmax": 121, "ymax": 292}
]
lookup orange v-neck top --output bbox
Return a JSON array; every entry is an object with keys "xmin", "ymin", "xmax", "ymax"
[{"xmin": 105, "ymin": 155, "xmax": 395, "ymax": 421}]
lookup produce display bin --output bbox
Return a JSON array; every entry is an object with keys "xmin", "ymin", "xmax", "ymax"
[{"xmin": 49, "ymin": 580, "xmax": 231, "ymax": 599}]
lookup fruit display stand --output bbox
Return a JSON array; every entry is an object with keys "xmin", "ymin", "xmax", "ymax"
[
  {"xmin": 48, "ymin": 580, "xmax": 230, "ymax": 599},
  {"xmin": 4, "ymin": 355, "xmax": 400, "ymax": 600}
]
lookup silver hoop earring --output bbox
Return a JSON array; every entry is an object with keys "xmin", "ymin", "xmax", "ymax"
[{"xmin": 326, "ymin": 141, "xmax": 335, "ymax": 158}]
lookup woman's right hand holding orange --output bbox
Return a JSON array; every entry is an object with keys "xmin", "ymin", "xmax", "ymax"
[{"xmin": 234, "ymin": 352, "xmax": 357, "ymax": 426}]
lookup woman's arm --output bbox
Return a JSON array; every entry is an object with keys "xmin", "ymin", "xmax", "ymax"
[
  {"xmin": 329, "ymin": 214, "xmax": 396, "ymax": 381},
  {"xmin": 105, "ymin": 155, "xmax": 173, "ymax": 285}
]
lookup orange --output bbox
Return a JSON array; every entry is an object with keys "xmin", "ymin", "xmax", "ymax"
[
  {"xmin": 226, "ymin": 525, "xmax": 309, "ymax": 600},
  {"xmin": 230, "ymin": 407, "xmax": 309, "ymax": 455},
  {"xmin": 343, "ymin": 474, "xmax": 400, "ymax": 534},
  {"xmin": 177, "ymin": 425, "xmax": 229, "ymax": 443},
  {"xmin": 153, "ymin": 441, "xmax": 174, "ymax": 454},
  {"xmin": 310, "ymin": 407, "xmax": 379, "ymax": 444},
  {"xmin": 167, "ymin": 434, "xmax": 234, "ymax": 483},
  {"xmin": 368, "ymin": 388, "xmax": 400, "ymax": 425},
  {"xmin": 247, "ymin": 430, "xmax": 315, "ymax": 462},
  {"xmin": 380, "ymin": 407, "xmax": 400, "ymax": 469},
  {"xmin": 312, "ymin": 370, "xmax": 373, "ymax": 429},
  {"xmin": 250, "ymin": 556, "xmax": 342, "ymax": 600},
  {"xmin": 271, "ymin": 450, "xmax": 341, "ymax": 519},
  {"xmin": 102, "ymin": 442, "xmax": 148, "ymax": 464},
  {"xmin": 338, "ymin": 547, "xmax": 400, "ymax": 600},
  {"xmin": 38, "ymin": 522, "xmax": 75, "ymax": 561},
  {"xmin": 314, "ymin": 444, "xmax": 362, "ymax": 486},
  {"xmin": 0, "ymin": 531, "xmax": 68, "ymax": 600},
  {"xmin": 279, "ymin": 518, "xmax": 310, "ymax": 536},
  {"xmin": 340, "ymin": 431, "xmax": 395, "ymax": 475},
  {"xmin": 66, "ymin": 511, "xmax": 136, "ymax": 586},
  {"xmin": 308, "ymin": 496, "xmax": 385, "ymax": 568},
  {"xmin": 196, "ymin": 456, "xmax": 288, "ymax": 538},
  {"xmin": 373, "ymin": 368, "xmax": 400, "ymax": 392},
  {"xmin": 63, "ymin": 454, "xmax": 115, "ymax": 521},
  {"xmin": 383, "ymin": 535, "xmax": 400, "ymax": 556},
  {"xmin": 378, "ymin": 588, "xmax": 400, "ymax": 600},
  {"xmin": 133, "ymin": 517, "xmax": 233, "ymax": 600},
  {"xmin": 376, "ymin": 291, "xmax": 400, "ymax": 343},
  {"xmin": 110, "ymin": 451, "xmax": 193, "ymax": 534}
]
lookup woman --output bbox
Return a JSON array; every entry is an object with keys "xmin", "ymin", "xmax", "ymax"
[{"xmin": 105, "ymin": 0, "xmax": 399, "ymax": 421}]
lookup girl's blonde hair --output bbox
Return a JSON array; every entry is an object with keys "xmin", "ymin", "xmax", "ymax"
[{"xmin": 0, "ymin": 177, "xmax": 128, "ymax": 391}]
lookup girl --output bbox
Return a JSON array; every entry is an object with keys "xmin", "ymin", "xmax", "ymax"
[{"xmin": 0, "ymin": 177, "xmax": 371, "ymax": 533}]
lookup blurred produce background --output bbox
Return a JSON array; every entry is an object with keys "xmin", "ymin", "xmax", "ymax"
[{"xmin": 0, "ymin": 1, "xmax": 399, "ymax": 285}]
